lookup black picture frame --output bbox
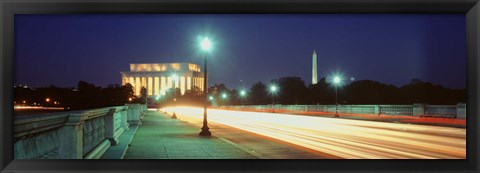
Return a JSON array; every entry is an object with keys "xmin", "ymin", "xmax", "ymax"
[{"xmin": 1, "ymin": 0, "xmax": 479, "ymax": 172}]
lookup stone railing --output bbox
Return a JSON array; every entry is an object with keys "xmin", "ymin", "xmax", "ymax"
[
  {"xmin": 217, "ymin": 103, "xmax": 467, "ymax": 119},
  {"xmin": 14, "ymin": 103, "xmax": 147, "ymax": 159}
]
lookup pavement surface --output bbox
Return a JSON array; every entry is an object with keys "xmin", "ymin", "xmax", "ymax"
[
  {"xmin": 162, "ymin": 106, "xmax": 466, "ymax": 159},
  {"xmin": 101, "ymin": 125, "xmax": 139, "ymax": 159},
  {"xmin": 123, "ymin": 110, "xmax": 326, "ymax": 159},
  {"xmin": 223, "ymin": 108, "xmax": 466, "ymax": 128}
]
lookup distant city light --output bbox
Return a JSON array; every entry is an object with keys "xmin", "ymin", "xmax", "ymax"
[
  {"xmin": 221, "ymin": 93, "xmax": 228, "ymax": 99},
  {"xmin": 23, "ymin": 100, "xmax": 26, "ymax": 104},
  {"xmin": 45, "ymin": 98, "xmax": 50, "ymax": 102},
  {"xmin": 200, "ymin": 37, "xmax": 212, "ymax": 51},
  {"xmin": 129, "ymin": 98, "xmax": 133, "ymax": 102},
  {"xmin": 209, "ymin": 96, "xmax": 214, "ymax": 101}
]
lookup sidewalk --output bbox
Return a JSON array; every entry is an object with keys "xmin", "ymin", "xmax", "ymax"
[{"xmin": 123, "ymin": 111, "xmax": 256, "ymax": 159}]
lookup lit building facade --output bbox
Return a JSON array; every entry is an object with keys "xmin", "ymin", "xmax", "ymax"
[{"xmin": 120, "ymin": 63, "xmax": 204, "ymax": 96}]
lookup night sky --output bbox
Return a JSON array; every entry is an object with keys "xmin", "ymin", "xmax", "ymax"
[{"xmin": 14, "ymin": 14, "xmax": 466, "ymax": 90}]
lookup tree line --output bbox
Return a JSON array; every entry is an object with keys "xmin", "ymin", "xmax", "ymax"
[
  {"xmin": 14, "ymin": 81, "xmax": 138, "ymax": 110},
  {"xmin": 207, "ymin": 77, "xmax": 466, "ymax": 106},
  {"xmin": 14, "ymin": 77, "xmax": 466, "ymax": 110}
]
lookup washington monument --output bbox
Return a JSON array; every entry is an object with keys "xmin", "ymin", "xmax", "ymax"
[{"xmin": 312, "ymin": 50, "xmax": 318, "ymax": 84}]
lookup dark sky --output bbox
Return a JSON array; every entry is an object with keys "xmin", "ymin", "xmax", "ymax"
[{"xmin": 15, "ymin": 14, "xmax": 466, "ymax": 90}]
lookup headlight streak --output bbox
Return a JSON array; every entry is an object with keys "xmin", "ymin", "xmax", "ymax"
[{"xmin": 161, "ymin": 106, "xmax": 466, "ymax": 159}]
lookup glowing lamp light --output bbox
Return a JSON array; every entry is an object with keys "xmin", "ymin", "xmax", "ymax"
[
  {"xmin": 209, "ymin": 96, "xmax": 214, "ymax": 101},
  {"xmin": 239, "ymin": 90, "xmax": 247, "ymax": 97},
  {"xmin": 221, "ymin": 93, "xmax": 228, "ymax": 99},
  {"xmin": 333, "ymin": 76, "xmax": 342, "ymax": 84},
  {"xmin": 200, "ymin": 37, "xmax": 212, "ymax": 51},
  {"xmin": 128, "ymin": 98, "xmax": 133, "ymax": 102},
  {"xmin": 46, "ymin": 98, "xmax": 50, "ymax": 102},
  {"xmin": 270, "ymin": 85, "xmax": 278, "ymax": 93}
]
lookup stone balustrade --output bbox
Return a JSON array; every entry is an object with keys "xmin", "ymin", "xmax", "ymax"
[
  {"xmin": 217, "ymin": 103, "xmax": 467, "ymax": 119},
  {"xmin": 14, "ymin": 104, "xmax": 147, "ymax": 159}
]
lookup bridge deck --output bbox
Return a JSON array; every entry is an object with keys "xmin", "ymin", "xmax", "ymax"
[{"xmin": 123, "ymin": 110, "xmax": 326, "ymax": 159}]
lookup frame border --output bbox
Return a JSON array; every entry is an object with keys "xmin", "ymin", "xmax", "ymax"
[{"xmin": 1, "ymin": 0, "xmax": 479, "ymax": 172}]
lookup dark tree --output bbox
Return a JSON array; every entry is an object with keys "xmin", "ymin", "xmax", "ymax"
[
  {"xmin": 308, "ymin": 78, "xmax": 334, "ymax": 104},
  {"xmin": 121, "ymin": 83, "xmax": 135, "ymax": 102},
  {"xmin": 248, "ymin": 81, "xmax": 269, "ymax": 105},
  {"xmin": 207, "ymin": 83, "xmax": 232, "ymax": 106},
  {"xmin": 139, "ymin": 86, "xmax": 147, "ymax": 104},
  {"xmin": 342, "ymin": 80, "xmax": 399, "ymax": 104},
  {"xmin": 76, "ymin": 81, "xmax": 102, "ymax": 109},
  {"xmin": 276, "ymin": 76, "xmax": 309, "ymax": 105},
  {"xmin": 399, "ymin": 79, "xmax": 466, "ymax": 104}
]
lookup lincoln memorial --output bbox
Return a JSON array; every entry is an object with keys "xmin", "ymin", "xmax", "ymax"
[{"xmin": 120, "ymin": 63, "xmax": 204, "ymax": 97}]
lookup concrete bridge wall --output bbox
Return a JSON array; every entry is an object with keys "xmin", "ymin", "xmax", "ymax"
[
  {"xmin": 217, "ymin": 103, "xmax": 466, "ymax": 119},
  {"xmin": 13, "ymin": 104, "xmax": 147, "ymax": 159}
]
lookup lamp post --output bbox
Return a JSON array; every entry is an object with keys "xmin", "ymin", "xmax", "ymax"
[
  {"xmin": 239, "ymin": 89, "xmax": 246, "ymax": 106},
  {"xmin": 172, "ymin": 73, "xmax": 178, "ymax": 119},
  {"xmin": 269, "ymin": 85, "xmax": 278, "ymax": 113},
  {"xmin": 332, "ymin": 75, "xmax": 342, "ymax": 118},
  {"xmin": 199, "ymin": 37, "xmax": 212, "ymax": 136},
  {"xmin": 221, "ymin": 92, "xmax": 228, "ymax": 106}
]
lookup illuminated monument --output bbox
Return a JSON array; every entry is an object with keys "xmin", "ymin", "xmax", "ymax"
[
  {"xmin": 312, "ymin": 50, "xmax": 318, "ymax": 84},
  {"xmin": 120, "ymin": 63, "xmax": 204, "ymax": 96}
]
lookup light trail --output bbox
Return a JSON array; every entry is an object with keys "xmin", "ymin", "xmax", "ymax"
[
  {"xmin": 161, "ymin": 106, "xmax": 466, "ymax": 159},
  {"xmin": 14, "ymin": 106, "xmax": 64, "ymax": 110}
]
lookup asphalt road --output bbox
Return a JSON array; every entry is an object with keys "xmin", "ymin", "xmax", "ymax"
[{"xmin": 161, "ymin": 106, "xmax": 466, "ymax": 159}]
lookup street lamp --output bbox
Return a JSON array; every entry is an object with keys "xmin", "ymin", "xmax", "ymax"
[
  {"xmin": 332, "ymin": 75, "xmax": 342, "ymax": 118},
  {"xmin": 171, "ymin": 73, "xmax": 178, "ymax": 119},
  {"xmin": 221, "ymin": 92, "xmax": 229, "ymax": 106},
  {"xmin": 239, "ymin": 89, "xmax": 247, "ymax": 106},
  {"xmin": 199, "ymin": 36, "xmax": 212, "ymax": 136},
  {"xmin": 269, "ymin": 84, "xmax": 278, "ymax": 113}
]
